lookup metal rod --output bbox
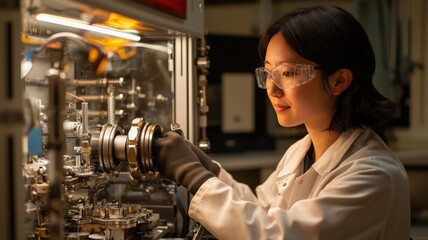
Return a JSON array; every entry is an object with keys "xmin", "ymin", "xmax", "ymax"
[
  {"xmin": 73, "ymin": 77, "xmax": 124, "ymax": 87},
  {"xmin": 46, "ymin": 68, "xmax": 65, "ymax": 240}
]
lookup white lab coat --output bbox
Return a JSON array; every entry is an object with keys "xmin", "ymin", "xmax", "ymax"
[{"xmin": 188, "ymin": 128, "xmax": 411, "ymax": 240}]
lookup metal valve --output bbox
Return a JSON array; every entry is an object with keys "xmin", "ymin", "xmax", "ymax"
[{"xmin": 170, "ymin": 122, "xmax": 183, "ymax": 136}]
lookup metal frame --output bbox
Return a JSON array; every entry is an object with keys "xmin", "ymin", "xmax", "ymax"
[
  {"xmin": 0, "ymin": 7, "xmax": 25, "ymax": 240},
  {"xmin": 73, "ymin": 0, "xmax": 205, "ymax": 38}
]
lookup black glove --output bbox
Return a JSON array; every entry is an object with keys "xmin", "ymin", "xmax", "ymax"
[
  {"xmin": 154, "ymin": 131, "xmax": 215, "ymax": 195},
  {"xmin": 186, "ymin": 142, "xmax": 220, "ymax": 176}
]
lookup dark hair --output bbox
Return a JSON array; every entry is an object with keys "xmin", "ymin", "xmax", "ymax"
[{"xmin": 258, "ymin": 5, "xmax": 397, "ymax": 133}]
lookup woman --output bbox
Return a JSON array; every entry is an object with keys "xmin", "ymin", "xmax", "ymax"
[{"xmin": 155, "ymin": 5, "xmax": 410, "ymax": 240}]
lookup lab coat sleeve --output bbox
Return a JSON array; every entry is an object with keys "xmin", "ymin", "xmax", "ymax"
[
  {"xmin": 215, "ymin": 166, "xmax": 259, "ymax": 203},
  {"xmin": 188, "ymin": 156, "xmax": 404, "ymax": 240},
  {"xmin": 212, "ymin": 158, "xmax": 284, "ymax": 206},
  {"xmin": 188, "ymin": 177, "xmax": 285, "ymax": 240}
]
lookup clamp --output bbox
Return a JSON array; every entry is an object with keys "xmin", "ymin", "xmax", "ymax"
[{"xmin": 127, "ymin": 118, "xmax": 145, "ymax": 180}]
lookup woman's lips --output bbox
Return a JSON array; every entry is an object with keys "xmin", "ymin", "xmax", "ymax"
[{"xmin": 273, "ymin": 104, "xmax": 290, "ymax": 113}]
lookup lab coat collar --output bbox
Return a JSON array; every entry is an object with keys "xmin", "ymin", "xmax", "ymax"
[
  {"xmin": 312, "ymin": 128, "xmax": 365, "ymax": 175},
  {"xmin": 277, "ymin": 134, "xmax": 313, "ymax": 178},
  {"xmin": 276, "ymin": 128, "xmax": 366, "ymax": 178}
]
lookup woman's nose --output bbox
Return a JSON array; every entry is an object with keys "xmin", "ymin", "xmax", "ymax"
[{"xmin": 266, "ymin": 80, "xmax": 283, "ymax": 97}]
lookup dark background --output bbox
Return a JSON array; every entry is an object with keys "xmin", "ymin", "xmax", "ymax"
[{"xmin": 205, "ymin": 34, "xmax": 275, "ymax": 153}]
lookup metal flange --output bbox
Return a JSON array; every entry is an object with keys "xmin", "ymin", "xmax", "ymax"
[
  {"xmin": 98, "ymin": 124, "xmax": 124, "ymax": 173},
  {"xmin": 138, "ymin": 122, "xmax": 162, "ymax": 180}
]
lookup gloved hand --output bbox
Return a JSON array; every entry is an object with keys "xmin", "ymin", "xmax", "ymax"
[
  {"xmin": 154, "ymin": 131, "xmax": 215, "ymax": 195},
  {"xmin": 185, "ymin": 142, "xmax": 220, "ymax": 176}
]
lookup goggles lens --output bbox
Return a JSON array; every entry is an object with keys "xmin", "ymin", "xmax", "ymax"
[{"xmin": 255, "ymin": 63, "xmax": 319, "ymax": 90}]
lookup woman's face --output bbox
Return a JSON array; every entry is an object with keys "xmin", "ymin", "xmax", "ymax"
[{"xmin": 264, "ymin": 32, "xmax": 336, "ymax": 130}]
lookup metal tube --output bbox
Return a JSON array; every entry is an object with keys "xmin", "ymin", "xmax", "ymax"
[
  {"xmin": 88, "ymin": 110, "xmax": 124, "ymax": 118},
  {"xmin": 78, "ymin": 94, "xmax": 124, "ymax": 102},
  {"xmin": 73, "ymin": 77, "xmax": 124, "ymax": 87},
  {"xmin": 81, "ymin": 102, "xmax": 88, "ymax": 135},
  {"xmin": 113, "ymin": 135, "xmax": 127, "ymax": 162}
]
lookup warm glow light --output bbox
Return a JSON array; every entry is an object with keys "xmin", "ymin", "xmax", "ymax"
[{"xmin": 36, "ymin": 13, "xmax": 141, "ymax": 42}]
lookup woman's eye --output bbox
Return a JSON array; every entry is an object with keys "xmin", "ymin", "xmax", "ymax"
[{"xmin": 282, "ymin": 71, "xmax": 294, "ymax": 77}]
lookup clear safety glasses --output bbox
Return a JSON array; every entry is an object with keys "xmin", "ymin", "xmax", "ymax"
[{"xmin": 255, "ymin": 63, "xmax": 321, "ymax": 90}]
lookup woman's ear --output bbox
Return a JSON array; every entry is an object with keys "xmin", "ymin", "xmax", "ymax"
[{"xmin": 329, "ymin": 68, "xmax": 353, "ymax": 96}]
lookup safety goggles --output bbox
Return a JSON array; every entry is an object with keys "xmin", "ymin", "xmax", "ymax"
[{"xmin": 255, "ymin": 63, "xmax": 320, "ymax": 90}]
